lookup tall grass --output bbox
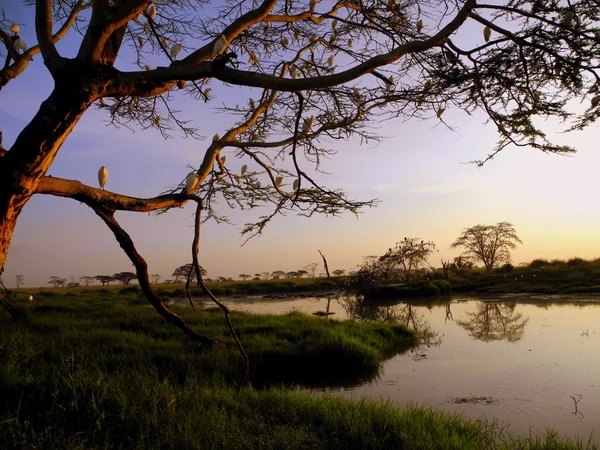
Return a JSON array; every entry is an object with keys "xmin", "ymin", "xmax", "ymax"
[{"xmin": 0, "ymin": 293, "xmax": 595, "ymax": 449}]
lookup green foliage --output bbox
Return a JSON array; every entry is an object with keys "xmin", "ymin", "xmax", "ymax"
[
  {"xmin": 430, "ymin": 279, "xmax": 452, "ymax": 295},
  {"xmin": 119, "ymin": 285, "xmax": 141, "ymax": 295}
]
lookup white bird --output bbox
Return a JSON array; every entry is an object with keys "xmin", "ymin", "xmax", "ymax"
[
  {"xmin": 281, "ymin": 37, "xmax": 289, "ymax": 48},
  {"xmin": 138, "ymin": 37, "xmax": 145, "ymax": 47},
  {"xmin": 249, "ymin": 51, "xmax": 259, "ymax": 65},
  {"xmin": 13, "ymin": 38, "xmax": 27, "ymax": 53},
  {"xmin": 28, "ymin": 295, "xmax": 34, "ymax": 302},
  {"xmin": 302, "ymin": 115, "xmax": 314, "ymax": 133},
  {"xmin": 416, "ymin": 19, "xmax": 423, "ymax": 33},
  {"xmin": 154, "ymin": 115, "xmax": 161, "ymax": 126},
  {"xmin": 204, "ymin": 88, "xmax": 211, "ymax": 97},
  {"xmin": 560, "ymin": 10, "xmax": 574, "ymax": 26},
  {"xmin": 591, "ymin": 96, "xmax": 600, "ymax": 108},
  {"xmin": 213, "ymin": 34, "xmax": 228, "ymax": 58},
  {"xmin": 293, "ymin": 179, "xmax": 300, "ymax": 190},
  {"xmin": 241, "ymin": 164, "xmax": 248, "ymax": 176},
  {"xmin": 185, "ymin": 172, "xmax": 199, "ymax": 192},
  {"xmin": 10, "ymin": 23, "xmax": 20, "ymax": 34},
  {"xmin": 353, "ymin": 87, "xmax": 361, "ymax": 100},
  {"xmin": 263, "ymin": 42, "xmax": 271, "ymax": 52},
  {"xmin": 213, "ymin": 133, "xmax": 220, "ymax": 141},
  {"xmin": 220, "ymin": 155, "xmax": 227, "ymax": 165},
  {"xmin": 386, "ymin": 75, "xmax": 394, "ymax": 90},
  {"xmin": 162, "ymin": 38, "xmax": 169, "ymax": 46},
  {"xmin": 327, "ymin": 55, "xmax": 335, "ymax": 67},
  {"xmin": 249, "ymin": 98, "xmax": 256, "ymax": 109},
  {"xmin": 263, "ymin": 22, "xmax": 270, "ymax": 35},
  {"xmin": 275, "ymin": 176, "xmax": 283, "ymax": 187},
  {"xmin": 436, "ymin": 107, "xmax": 445, "ymax": 119},
  {"xmin": 483, "ymin": 26, "xmax": 492, "ymax": 42},
  {"xmin": 170, "ymin": 43, "xmax": 183, "ymax": 59},
  {"xmin": 98, "ymin": 166, "xmax": 108, "ymax": 190},
  {"xmin": 146, "ymin": 4, "xmax": 156, "ymax": 19},
  {"xmin": 348, "ymin": 39, "xmax": 353, "ymax": 48},
  {"xmin": 99, "ymin": 98, "xmax": 106, "ymax": 107},
  {"xmin": 332, "ymin": 19, "xmax": 337, "ymax": 30}
]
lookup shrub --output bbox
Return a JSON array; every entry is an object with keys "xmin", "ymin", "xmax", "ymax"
[
  {"xmin": 119, "ymin": 286, "xmax": 140, "ymax": 295},
  {"xmin": 430, "ymin": 279, "xmax": 452, "ymax": 294},
  {"xmin": 567, "ymin": 257, "xmax": 588, "ymax": 267},
  {"xmin": 529, "ymin": 259, "xmax": 550, "ymax": 269}
]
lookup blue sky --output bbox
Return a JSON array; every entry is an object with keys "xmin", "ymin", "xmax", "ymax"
[{"xmin": 2, "ymin": 1, "xmax": 600, "ymax": 287}]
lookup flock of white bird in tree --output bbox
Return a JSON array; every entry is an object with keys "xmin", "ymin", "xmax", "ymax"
[{"xmin": 10, "ymin": 3, "xmax": 592, "ymax": 193}]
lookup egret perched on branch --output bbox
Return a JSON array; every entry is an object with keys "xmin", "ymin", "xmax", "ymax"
[
  {"xmin": 241, "ymin": 165, "xmax": 248, "ymax": 176},
  {"xmin": 249, "ymin": 98, "xmax": 256, "ymax": 109},
  {"xmin": 212, "ymin": 34, "xmax": 228, "ymax": 58},
  {"xmin": 275, "ymin": 176, "xmax": 283, "ymax": 187},
  {"xmin": 249, "ymin": 51, "xmax": 259, "ymax": 65},
  {"xmin": 170, "ymin": 43, "xmax": 183, "ymax": 59},
  {"xmin": 327, "ymin": 55, "xmax": 335, "ymax": 67},
  {"xmin": 185, "ymin": 172, "xmax": 199, "ymax": 192},
  {"xmin": 416, "ymin": 19, "xmax": 423, "ymax": 33},
  {"xmin": 302, "ymin": 116, "xmax": 314, "ymax": 133},
  {"xmin": 13, "ymin": 38, "xmax": 27, "ymax": 53},
  {"xmin": 281, "ymin": 37, "xmax": 289, "ymax": 49},
  {"xmin": 436, "ymin": 107, "xmax": 445, "ymax": 119},
  {"xmin": 348, "ymin": 39, "xmax": 353, "ymax": 48},
  {"xmin": 560, "ymin": 10, "xmax": 574, "ymax": 26},
  {"xmin": 138, "ymin": 37, "xmax": 145, "ymax": 47},
  {"xmin": 293, "ymin": 179, "xmax": 300, "ymax": 190},
  {"xmin": 483, "ymin": 26, "xmax": 492, "ymax": 42},
  {"xmin": 98, "ymin": 166, "xmax": 108, "ymax": 190},
  {"xmin": 10, "ymin": 23, "xmax": 20, "ymax": 34},
  {"xmin": 146, "ymin": 4, "xmax": 156, "ymax": 19}
]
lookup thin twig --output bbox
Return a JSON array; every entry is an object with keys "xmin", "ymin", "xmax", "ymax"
[{"xmin": 190, "ymin": 198, "xmax": 250, "ymax": 389}]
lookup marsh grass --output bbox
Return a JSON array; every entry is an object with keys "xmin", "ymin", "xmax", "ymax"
[{"xmin": 0, "ymin": 293, "xmax": 595, "ymax": 449}]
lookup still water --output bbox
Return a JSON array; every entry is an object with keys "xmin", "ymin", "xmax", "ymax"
[{"xmin": 196, "ymin": 295, "xmax": 600, "ymax": 443}]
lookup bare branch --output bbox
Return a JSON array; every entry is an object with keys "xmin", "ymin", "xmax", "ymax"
[{"xmin": 35, "ymin": 0, "xmax": 61, "ymax": 71}]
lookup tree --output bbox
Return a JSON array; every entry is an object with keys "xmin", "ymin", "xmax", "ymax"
[
  {"xmin": 271, "ymin": 270, "xmax": 286, "ymax": 280},
  {"xmin": 15, "ymin": 274, "xmax": 24, "ymax": 289},
  {"xmin": 261, "ymin": 272, "xmax": 271, "ymax": 281},
  {"xmin": 79, "ymin": 276, "xmax": 95, "ymax": 286},
  {"xmin": 239, "ymin": 274, "xmax": 251, "ymax": 281},
  {"xmin": 0, "ymin": 1, "xmax": 595, "ymax": 343},
  {"xmin": 451, "ymin": 222, "xmax": 523, "ymax": 271},
  {"xmin": 296, "ymin": 269, "xmax": 309, "ymax": 278},
  {"xmin": 302, "ymin": 263, "xmax": 319, "ymax": 278},
  {"xmin": 379, "ymin": 238, "xmax": 436, "ymax": 284},
  {"xmin": 94, "ymin": 275, "xmax": 114, "ymax": 286},
  {"xmin": 332, "ymin": 269, "xmax": 346, "ymax": 277},
  {"xmin": 48, "ymin": 276, "xmax": 67, "ymax": 288},
  {"xmin": 150, "ymin": 274, "xmax": 162, "ymax": 284},
  {"xmin": 173, "ymin": 264, "xmax": 207, "ymax": 283},
  {"xmin": 113, "ymin": 272, "xmax": 137, "ymax": 285}
]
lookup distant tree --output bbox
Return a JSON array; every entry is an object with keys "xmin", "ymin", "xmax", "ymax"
[
  {"xmin": 48, "ymin": 276, "xmax": 67, "ymax": 288},
  {"xmin": 296, "ymin": 269, "xmax": 309, "ymax": 278},
  {"xmin": 302, "ymin": 263, "xmax": 319, "ymax": 278},
  {"xmin": 261, "ymin": 272, "xmax": 271, "ymax": 281},
  {"xmin": 285, "ymin": 271, "xmax": 299, "ymax": 279},
  {"xmin": 150, "ymin": 274, "xmax": 162, "ymax": 284},
  {"xmin": 15, "ymin": 274, "xmax": 24, "ymax": 289},
  {"xmin": 452, "ymin": 255, "xmax": 474, "ymax": 270},
  {"xmin": 164, "ymin": 279, "xmax": 174, "ymax": 284},
  {"xmin": 217, "ymin": 276, "xmax": 228, "ymax": 282},
  {"xmin": 254, "ymin": 273, "xmax": 262, "ymax": 280},
  {"xmin": 451, "ymin": 222, "xmax": 523, "ymax": 271},
  {"xmin": 239, "ymin": 274, "xmax": 251, "ymax": 281},
  {"xmin": 379, "ymin": 238, "xmax": 436, "ymax": 284},
  {"xmin": 94, "ymin": 275, "xmax": 114, "ymax": 286},
  {"xmin": 332, "ymin": 269, "xmax": 346, "ymax": 277},
  {"xmin": 113, "ymin": 272, "xmax": 137, "ymax": 285},
  {"xmin": 271, "ymin": 270, "xmax": 286, "ymax": 280},
  {"xmin": 172, "ymin": 264, "xmax": 207, "ymax": 283},
  {"xmin": 79, "ymin": 276, "xmax": 95, "ymax": 286}
]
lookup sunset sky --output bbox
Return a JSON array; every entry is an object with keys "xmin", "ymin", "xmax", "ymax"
[{"xmin": 2, "ymin": 1, "xmax": 600, "ymax": 288}]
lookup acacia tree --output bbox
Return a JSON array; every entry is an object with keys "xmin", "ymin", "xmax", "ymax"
[
  {"xmin": 1, "ymin": 0, "xmax": 599, "ymax": 345},
  {"xmin": 15, "ymin": 274, "xmax": 24, "ymax": 289},
  {"xmin": 48, "ymin": 276, "xmax": 67, "ymax": 287},
  {"xmin": 113, "ymin": 271, "xmax": 137, "ymax": 285},
  {"xmin": 379, "ymin": 238, "xmax": 436, "ymax": 284},
  {"xmin": 451, "ymin": 222, "xmax": 522, "ymax": 270},
  {"xmin": 238, "ymin": 274, "xmax": 251, "ymax": 280}
]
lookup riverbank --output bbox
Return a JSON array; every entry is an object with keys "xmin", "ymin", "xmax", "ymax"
[{"xmin": 0, "ymin": 293, "xmax": 596, "ymax": 449}]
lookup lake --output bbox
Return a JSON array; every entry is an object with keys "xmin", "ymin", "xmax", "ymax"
[{"xmin": 194, "ymin": 295, "xmax": 600, "ymax": 444}]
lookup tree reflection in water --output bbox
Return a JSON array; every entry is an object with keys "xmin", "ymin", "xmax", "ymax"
[
  {"xmin": 340, "ymin": 296, "xmax": 442, "ymax": 347},
  {"xmin": 456, "ymin": 302, "xmax": 529, "ymax": 342}
]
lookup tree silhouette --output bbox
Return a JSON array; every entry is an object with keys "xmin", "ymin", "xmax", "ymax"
[
  {"xmin": 15, "ymin": 274, "xmax": 24, "ymax": 289},
  {"xmin": 94, "ymin": 275, "xmax": 114, "ymax": 286},
  {"xmin": 332, "ymin": 269, "xmax": 346, "ymax": 277},
  {"xmin": 239, "ymin": 274, "xmax": 251, "ymax": 281},
  {"xmin": 150, "ymin": 274, "xmax": 162, "ymax": 284},
  {"xmin": 456, "ymin": 302, "xmax": 529, "ymax": 342},
  {"xmin": 172, "ymin": 264, "xmax": 207, "ymax": 283},
  {"xmin": 0, "ymin": 0, "xmax": 596, "ymax": 345},
  {"xmin": 451, "ymin": 222, "xmax": 523, "ymax": 271},
  {"xmin": 48, "ymin": 276, "xmax": 67, "ymax": 288},
  {"xmin": 113, "ymin": 272, "xmax": 137, "ymax": 285}
]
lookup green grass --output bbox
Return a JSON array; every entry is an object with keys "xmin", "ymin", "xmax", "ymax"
[{"xmin": 0, "ymin": 293, "xmax": 595, "ymax": 449}]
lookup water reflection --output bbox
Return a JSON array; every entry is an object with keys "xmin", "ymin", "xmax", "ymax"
[
  {"xmin": 456, "ymin": 302, "xmax": 529, "ymax": 342},
  {"xmin": 339, "ymin": 297, "xmax": 442, "ymax": 346}
]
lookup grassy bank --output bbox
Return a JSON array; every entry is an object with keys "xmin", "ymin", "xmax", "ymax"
[{"xmin": 0, "ymin": 293, "xmax": 595, "ymax": 449}]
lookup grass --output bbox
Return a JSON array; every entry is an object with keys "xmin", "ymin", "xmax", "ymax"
[{"xmin": 0, "ymin": 292, "xmax": 595, "ymax": 449}]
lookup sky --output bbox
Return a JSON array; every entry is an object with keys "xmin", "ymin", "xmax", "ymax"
[{"xmin": 2, "ymin": 1, "xmax": 600, "ymax": 288}]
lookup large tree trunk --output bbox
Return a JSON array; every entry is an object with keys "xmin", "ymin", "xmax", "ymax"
[{"xmin": 0, "ymin": 65, "xmax": 95, "ymax": 307}]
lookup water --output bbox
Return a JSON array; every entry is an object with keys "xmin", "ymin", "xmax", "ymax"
[{"xmin": 195, "ymin": 295, "xmax": 600, "ymax": 443}]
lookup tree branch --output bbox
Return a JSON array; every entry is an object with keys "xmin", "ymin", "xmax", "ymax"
[
  {"xmin": 35, "ymin": 0, "xmax": 61, "ymax": 71},
  {"xmin": 92, "ymin": 205, "xmax": 228, "ymax": 349}
]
